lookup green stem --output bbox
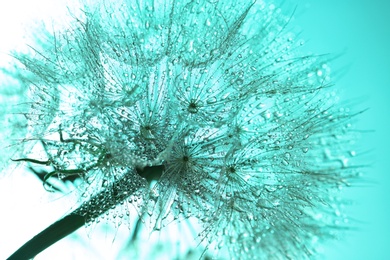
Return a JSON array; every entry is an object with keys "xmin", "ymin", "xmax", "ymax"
[{"xmin": 7, "ymin": 165, "xmax": 164, "ymax": 260}]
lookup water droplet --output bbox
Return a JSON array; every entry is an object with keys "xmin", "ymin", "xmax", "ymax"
[
  {"xmin": 257, "ymin": 198, "xmax": 279, "ymax": 209},
  {"xmin": 261, "ymin": 110, "xmax": 271, "ymax": 119},
  {"xmin": 264, "ymin": 185, "xmax": 277, "ymax": 192},
  {"xmin": 236, "ymin": 78, "xmax": 244, "ymax": 85},
  {"xmin": 206, "ymin": 97, "xmax": 217, "ymax": 104},
  {"xmin": 154, "ymin": 221, "xmax": 162, "ymax": 231},
  {"xmin": 230, "ymin": 237, "xmax": 237, "ymax": 243}
]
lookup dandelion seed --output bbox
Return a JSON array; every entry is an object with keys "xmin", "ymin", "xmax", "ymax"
[{"xmin": 2, "ymin": 0, "xmax": 364, "ymax": 259}]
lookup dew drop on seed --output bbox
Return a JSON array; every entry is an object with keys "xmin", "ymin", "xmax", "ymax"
[
  {"xmin": 264, "ymin": 185, "xmax": 277, "ymax": 192},
  {"xmin": 206, "ymin": 97, "xmax": 217, "ymax": 104}
]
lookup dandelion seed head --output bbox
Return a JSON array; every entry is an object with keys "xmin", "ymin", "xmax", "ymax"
[{"xmin": 2, "ymin": 0, "xmax": 364, "ymax": 259}]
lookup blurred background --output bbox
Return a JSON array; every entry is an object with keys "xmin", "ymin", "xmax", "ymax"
[
  {"xmin": 291, "ymin": 1, "xmax": 390, "ymax": 259},
  {"xmin": 0, "ymin": 0, "xmax": 389, "ymax": 259}
]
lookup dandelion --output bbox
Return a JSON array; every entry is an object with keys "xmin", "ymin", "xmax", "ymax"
[{"xmin": 2, "ymin": 0, "xmax": 363, "ymax": 259}]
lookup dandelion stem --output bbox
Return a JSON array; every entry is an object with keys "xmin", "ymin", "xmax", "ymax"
[
  {"xmin": 7, "ymin": 214, "xmax": 84, "ymax": 260},
  {"xmin": 7, "ymin": 165, "xmax": 164, "ymax": 260}
]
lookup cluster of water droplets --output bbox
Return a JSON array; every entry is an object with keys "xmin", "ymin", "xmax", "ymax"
[{"xmin": 8, "ymin": 0, "xmax": 361, "ymax": 259}]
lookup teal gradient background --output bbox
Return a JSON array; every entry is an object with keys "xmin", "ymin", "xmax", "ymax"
[
  {"xmin": 291, "ymin": 1, "xmax": 390, "ymax": 259},
  {"xmin": 0, "ymin": 0, "xmax": 389, "ymax": 259}
]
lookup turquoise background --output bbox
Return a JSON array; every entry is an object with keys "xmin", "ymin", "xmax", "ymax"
[{"xmin": 291, "ymin": 0, "xmax": 390, "ymax": 259}]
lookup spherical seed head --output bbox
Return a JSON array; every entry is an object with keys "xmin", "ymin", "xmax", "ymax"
[{"xmin": 5, "ymin": 0, "xmax": 363, "ymax": 259}]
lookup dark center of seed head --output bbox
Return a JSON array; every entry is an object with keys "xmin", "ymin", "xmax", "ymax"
[{"xmin": 188, "ymin": 102, "xmax": 198, "ymax": 114}]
